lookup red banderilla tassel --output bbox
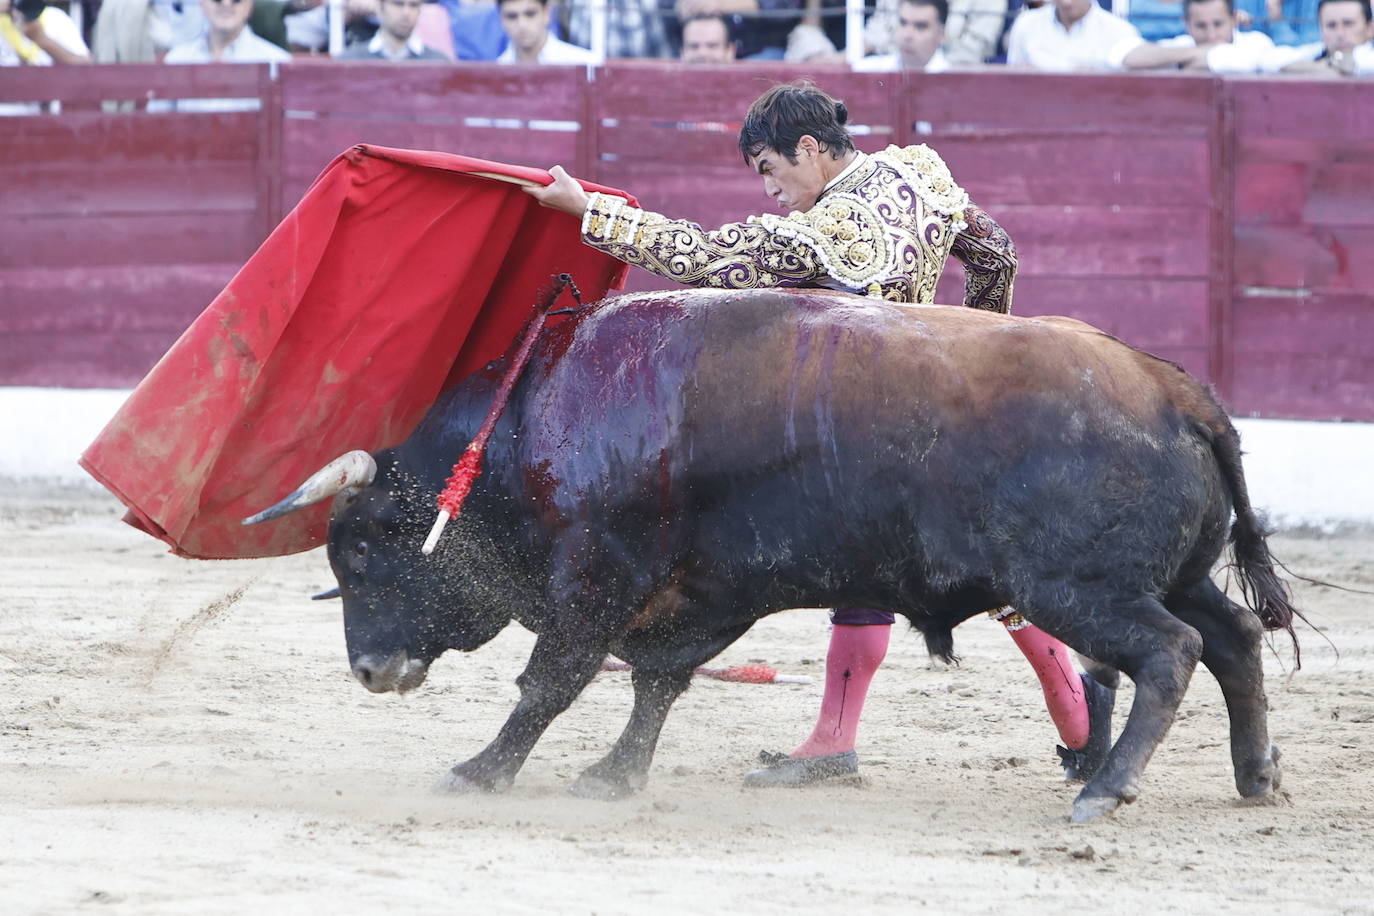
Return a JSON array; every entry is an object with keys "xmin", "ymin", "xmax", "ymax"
[{"xmin": 422, "ymin": 274, "xmax": 580, "ymax": 555}]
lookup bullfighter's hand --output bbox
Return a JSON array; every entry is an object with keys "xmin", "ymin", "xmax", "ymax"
[{"xmin": 523, "ymin": 165, "xmax": 591, "ymax": 218}]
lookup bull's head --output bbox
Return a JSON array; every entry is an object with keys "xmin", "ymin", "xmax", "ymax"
[{"xmin": 243, "ymin": 449, "xmax": 512, "ymax": 694}]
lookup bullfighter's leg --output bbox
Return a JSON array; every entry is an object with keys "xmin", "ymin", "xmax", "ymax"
[
  {"xmin": 1165, "ymin": 578, "xmax": 1280, "ymax": 799},
  {"xmin": 991, "ymin": 610, "xmax": 1114, "ymax": 781},
  {"xmin": 743, "ymin": 608, "xmax": 890, "ymax": 787},
  {"xmin": 1020, "ymin": 593, "xmax": 1203, "ymax": 823}
]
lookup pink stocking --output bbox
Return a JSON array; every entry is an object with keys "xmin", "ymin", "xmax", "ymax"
[
  {"xmin": 1001, "ymin": 615, "xmax": 1090, "ymax": 749},
  {"xmin": 791, "ymin": 623, "xmax": 891, "ymax": 758}
]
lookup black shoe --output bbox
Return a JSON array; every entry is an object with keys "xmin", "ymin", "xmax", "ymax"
[
  {"xmin": 1057, "ymin": 673, "xmax": 1115, "ymax": 782},
  {"xmin": 742, "ymin": 750, "xmax": 859, "ymax": 787}
]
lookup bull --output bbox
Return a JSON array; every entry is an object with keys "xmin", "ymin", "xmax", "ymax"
[{"xmin": 245, "ymin": 288, "xmax": 1298, "ymax": 823}]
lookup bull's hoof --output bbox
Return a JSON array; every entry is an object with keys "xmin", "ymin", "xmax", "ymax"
[
  {"xmin": 568, "ymin": 769, "xmax": 641, "ymax": 801},
  {"xmin": 432, "ymin": 764, "xmax": 509, "ymax": 795},
  {"xmin": 1236, "ymin": 743, "xmax": 1282, "ymax": 799},
  {"xmin": 1070, "ymin": 794, "xmax": 1121, "ymax": 824}
]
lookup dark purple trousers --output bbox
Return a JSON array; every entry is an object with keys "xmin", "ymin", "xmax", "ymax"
[{"xmin": 830, "ymin": 607, "xmax": 896, "ymax": 626}]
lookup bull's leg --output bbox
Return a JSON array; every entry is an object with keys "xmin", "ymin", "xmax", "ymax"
[
  {"xmin": 434, "ymin": 630, "xmax": 613, "ymax": 794},
  {"xmin": 568, "ymin": 666, "xmax": 694, "ymax": 800},
  {"xmin": 570, "ymin": 623, "xmax": 754, "ymax": 800},
  {"xmin": 436, "ymin": 530, "xmax": 664, "ymax": 794},
  {"xmin": 1165, "ymin": 578, "xmax": 1280, "ymax": 799},
  {"xmin": 1020, "ymin": 594, "xmax": 1203, "ymax": 823}
]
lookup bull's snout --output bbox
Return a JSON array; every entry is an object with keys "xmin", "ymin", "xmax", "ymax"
[{"xmin": 352, "ymin": 651, "xmax": 430, "ymax": 694}]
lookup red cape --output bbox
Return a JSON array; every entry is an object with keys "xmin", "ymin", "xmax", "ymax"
[{"xmin": 80, "ymin": 145, "xmax": 634, "ymax": 560}]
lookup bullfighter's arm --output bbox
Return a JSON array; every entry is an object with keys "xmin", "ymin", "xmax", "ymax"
[
  {"xmin": 580, "ymin": 192, "xmax": 827, "ymax": 289},
  {"xmin": 949, "ymin": 204, "xmax": 1017, "ymax": 314}
]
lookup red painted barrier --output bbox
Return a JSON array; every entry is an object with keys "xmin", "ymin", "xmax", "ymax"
[{"xmin": 3, "ymin": 64, "xmax": 1371, "ymax": 421}]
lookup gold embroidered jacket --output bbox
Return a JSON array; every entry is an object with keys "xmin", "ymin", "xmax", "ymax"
[{"xmin": 581, "ymin": 144, "xmax": 1017, "ymax": 311}]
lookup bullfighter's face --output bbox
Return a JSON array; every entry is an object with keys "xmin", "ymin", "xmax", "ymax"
[{"xmin": 748, "ymin": 139, "xmax": 830, "ymax": 213}]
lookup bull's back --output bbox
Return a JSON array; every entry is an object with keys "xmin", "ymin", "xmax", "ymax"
[{"xmin": 526, "ymin": 288, "xmax": 1219, "ymax": 513}]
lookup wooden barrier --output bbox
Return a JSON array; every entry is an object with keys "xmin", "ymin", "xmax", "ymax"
[
  {"xmin": 1229, "ymin": 79, "xmax": 1374, "ymax": 420},
  {"xmin": 1, "ymin": 64, "xmax": 280, "ymax": 389},
  {"xmin": 3, "ymin": 64, "xmax": 1371, "ymax": 421}
]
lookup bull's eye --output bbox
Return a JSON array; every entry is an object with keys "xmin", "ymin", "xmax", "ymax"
[{"xmin": 354, "ymin": 542, "xmax": 368, "ymax": 557}]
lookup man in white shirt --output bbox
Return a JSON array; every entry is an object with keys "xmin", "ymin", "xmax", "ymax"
[
  {"xmin": 864, "ymin": 0, "xmax": 1006, "ymax": 65},
  {"xmin": 1006, "ymin": 0, "xmax": 1142, "ymax": 71},
  {"xmin": 1109, "ymin": 0, "xmax": 1275, "ymax": 72},
  {"xmin": 164, "ymin": 0, "xmax": 293, "ymax": 62},
  {"xmin": 496, "ymin": 0, "xmax": 597, "ymax": 63},
  {"xmin": 854, "ymin": 0, "xmax": 951, "ymax": 71},
  {"xmin": 1263, "ymin": 0, "xmax": 1374, "ymax": 76},
  {"xmin": 340, "ymin": 0, "xmax": 449, "ymax": 59}
]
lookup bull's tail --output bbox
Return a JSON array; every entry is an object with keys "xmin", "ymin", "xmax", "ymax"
[{"xmin": 1207, "ymin": 419, "xmax": 1305, "ymax": 666}]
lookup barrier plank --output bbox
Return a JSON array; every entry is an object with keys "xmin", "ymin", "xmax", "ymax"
[
  {"xmin": 0, "ymin": 265, "xmax": 238, "ymax": 333},
  {"xmin": 281, "ymin": 119, "xmax": 581, "ymax": 207},
  {"xmin": 2, "ymin": 212, "xmax": 260, "ymax": 270},
  {"xmin": 934, "ymin": 135, "xmax": 1209, "ymax": 207},
  {"xmin": 1231, "ymin": 79, "xmax": 1374, "ymax": 142},
  {"xmin": 1233, "ymin": 225, "xmax": 1374, "ymax": 291},
  {"xmin": 904, "ymin": 71, "xmax": 1215, "ymax": 135},
  {"xmin": 995, "ymin": 205, "xmax": 1211, "ymax": 279},
  {"xmin": 1229, "ymin": 293, "xmax": 1374, "ymax": 421},
  {"xmin": 0, "ymin": 63, "xmax": 266, "ymax": 104}
]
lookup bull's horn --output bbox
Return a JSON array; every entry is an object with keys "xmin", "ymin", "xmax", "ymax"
[
  {"xmin": 311, "ymin": 587, "xmax": 342, "ymax": 601},
  {"xmin": 241, "ymin": 450, "xmax": 377, "ymax": 526}
]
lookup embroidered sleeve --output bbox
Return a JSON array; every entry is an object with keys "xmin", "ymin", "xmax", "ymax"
[
  {"xmin": 580, "ymin": 192, "xmax": 826, "ymax": 289},
  {"xmin": 950, "ymin": 204, "xmax": 1017, "ymax": 314}
]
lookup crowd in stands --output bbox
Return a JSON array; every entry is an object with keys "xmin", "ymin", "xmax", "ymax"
[{"xmin": 3, "ymin": 0, "xmax": 1371, "ymax": 75}]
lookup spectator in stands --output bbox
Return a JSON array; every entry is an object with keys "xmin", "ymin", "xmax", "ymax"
[
  {"xmin": 1, "ymin": 0, "xmax": 92, "ymax": 64},
  {"xmin": 1111, "ymin": 0, "xmax": 1275, "ymax": 70},
  {"xmin": 865, "ymin": 0, "xmax": 1006, "ymax": 64},
  {"xmin": 1005, "ymin": 0, "xmax": 1142, "ymax": 69},
  {"xmin": 783, "ymin": 0, "xmax": 853, "ymax": 62},
  {"xmin": 676, "ymin": 0, "xmax": 800, "ymax": 58},
  {"xmin": 499, "ymin": 0, "xmax": 596, "ymax": 61},
  {"xmin": 1265, "ymin": 0, "xmax": 1373, "ymax": 72},
  {"xmin": 341, "ymin": 0, "xmax": 449, "ymax": 56},
  {"xmin": 287, "ymin": 0, "xmax": 391, "ymax": 53},
  {"xmin": 565, "ymin": 0, "xmax": 675, "ymax": 57},
  {"xmin": 164, "ymin": 0, "xmax": 293, "ymax": 60},
  {"xmin": 854, "ymin": 0, "xmax": 950, "ymax": 69},
  {"xmin": 680, "ymin": 11, "xmax": 737, "ymax": 60},
  {"xmin": 92, "ymin": 0, "xmax": 162, "ymax": 61}
]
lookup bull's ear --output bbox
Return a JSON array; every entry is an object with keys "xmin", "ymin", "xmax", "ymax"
[{"xmin": 311, "ymin": 587, "xmax": 342, "ymax": 601}]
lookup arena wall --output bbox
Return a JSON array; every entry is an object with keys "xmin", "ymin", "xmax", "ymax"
[{"xmin": 2, "ymin": 63, "xmax": 1371, "ymax": 421}]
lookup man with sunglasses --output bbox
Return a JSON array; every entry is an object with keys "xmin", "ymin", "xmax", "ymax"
[{"xmin": 164, "ymin": 0, "xmax": 293, "ymax": 61}]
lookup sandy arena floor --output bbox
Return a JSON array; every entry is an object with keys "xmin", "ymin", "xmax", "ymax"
[{"xmin": 3, "ymin": 483, "xmax": 1372, "ymax": 915}]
